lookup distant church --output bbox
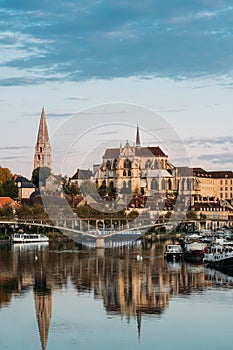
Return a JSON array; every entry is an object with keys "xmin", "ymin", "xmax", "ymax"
[
  {"xmin": 34, "ymin": 107, "xmax": 52, "ymax": 171},
  {"xmin": 97, "ymin": 125, "xmax": 174, "ymax": 197}
]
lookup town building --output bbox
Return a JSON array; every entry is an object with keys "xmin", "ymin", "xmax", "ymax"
[
  {"xmin": 34, "ymin": 107, "xmax": 52, "ymax": 171},
  {"xmin": 14, "ymin": 175, "xmax": 36, "ymax": 199}
]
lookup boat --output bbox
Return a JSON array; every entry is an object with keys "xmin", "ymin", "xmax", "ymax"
[
  {"xmin": 184, "ymin": 242, "xmax": 206, "ymax": 263},
  {"xmin": 203, "ymin": 244, "xmax": 233, "ymax": 271},
  {"xmin": 10, "ymin": 233, "xmax": 49, "ymax": 243},
  {"xmin": 164, "ymin": 244, "xmax": 183, "ymax": 261}
]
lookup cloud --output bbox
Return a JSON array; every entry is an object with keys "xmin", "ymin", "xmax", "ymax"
[
  {"xmin": 67, "ymin": 96, "xmax": 88, "ymax": 101},
  {"xmin": 0, "ymin": 146, "xmax": 32, "ymax": 151},
  {"xmin": 1, "ymin": 1, "xmax": 233, "ymax": 85},
  {"xmin": 198, "ymin": 153, "xmax": 233, "ymax": 164}
]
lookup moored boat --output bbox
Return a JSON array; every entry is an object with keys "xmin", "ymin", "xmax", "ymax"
[
  {"xmin": 184, "ymin": 242, "xmax": 206, "ymax": 263},
  {"xmin": 203, "ymin": 244, "xmax": 233, "ymax": 271},
  {"xmin": 10, "ymin": 233, "xmax": 49, "ymax": 243},
  {"xmin": 164, "ymin": 244, "xmax": 183, "ymax": 261}
]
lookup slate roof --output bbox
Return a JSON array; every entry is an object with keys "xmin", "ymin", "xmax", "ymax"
[
  {"xmin": 103, "ymin": 146, "xmax": 166, "ymax": 159},
  {"xmin": 15, "ymin": 175, "xmax": 36, "ymax": 188},
  {"xmin": 71, "ymin": 169, "xmax": 93, "ymax": 180}
]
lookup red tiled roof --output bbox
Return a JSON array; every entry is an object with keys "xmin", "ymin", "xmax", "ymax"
[{"xmin": 0, "ymin": 197, "xmax": 18, "ymax": 208}]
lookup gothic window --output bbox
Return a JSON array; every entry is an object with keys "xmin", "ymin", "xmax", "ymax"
[
  {"xmin": 168, "ymin": 178, "xmax": 172, "ymax": 191},
  {"xmin": 106, "ymin": 160, "xmax": 111, "ymax": 170},
  {"xmin": 161, "ymin": 178, "xmax": 166, "ymax": 190},
  {"xmin": 128, "ymin": 170, "xmax": 131, "ymax": 177},
  {"xmin": 181, "ymin": 178, "xmax": 186, "ymax": 191},
  {"xmin": 151, "ymin": 178, "xmax": 158, "ymax": 191},
  {"xmin": 154, "ymin": 160, "xmax": 159, "ymax": 169},
  {"xmin": 124, "ymin": 159, "xmax": 132, "ymax": 169},
  {"xmin": 113, "ymin": 159, "xmax": 118, "ymax": 170},
  {"xmin": 123, "ymin": 170, "xmax": 126, "ymax": 177},
  {"xmin": 128, "ymin": 180, "xmax": 132, "ymax": 190},
  {"xmin": 40, "ymin": 147, "xmax": 43, "ymax": 152},
  {"xmin": 187, "ymin": 178, "xmax": 193, "ymax": 191}
]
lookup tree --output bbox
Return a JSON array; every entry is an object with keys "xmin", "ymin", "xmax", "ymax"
[
  {"xmin": 0, "ymin": 166, "xmax": 12, "ymax": 185},
  {"xmin": 1, "ymin": 179, "xmax": 18, "ymax": 199},
  {"xmin": 32, "ymin": 167, "xmax": 51, "ymax": 188},
  {"xmin": 0, "ymin": 204, "xmax": 14, "ymax": 220},
  {"xmin": 16, "ymin": 204, "xmax": 33, "ymax": 220}
]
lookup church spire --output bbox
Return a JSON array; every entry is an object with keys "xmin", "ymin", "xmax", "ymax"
[
  {"xmin": 34, "ymin": 107, "xmax": 52, "ymax": 170},
  {"xmin": 136, "ymin": 124, "xmax": 141, "ymax": 148}
]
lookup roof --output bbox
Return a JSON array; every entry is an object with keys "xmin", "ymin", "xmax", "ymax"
[
  {"xmin": 103, "ymin": 146, "xmax": 166, "ymax": 159},
  {"xmin": 14, "ymin": 175, "xmax": 36, "ymax": 188},
  {"xmin": 0, "ymin": 197, "xmax": 18, "ymax": 208},
  {"xmin": 71, "ymin": 169, "xmax": 93, "ymax": 180},
  {"xmin": 207, "ymin": 171, "xmax": 233, "ymax": 179}
]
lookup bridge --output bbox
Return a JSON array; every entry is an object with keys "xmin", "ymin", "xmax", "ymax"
[
  {"xmin": 0, "ymin": 218, "xmax": 167, "ymax": 247},
  {"xmin": 0, "ymin": 216, "xmax": 230, "ymax": 247}
]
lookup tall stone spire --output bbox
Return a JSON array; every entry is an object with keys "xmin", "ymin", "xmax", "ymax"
[
  {"xmin": 136, "ymin": 124, "xmax": 141, "ymax": 148},
  {"xmin": 34, "ymin": 107, "xmax": 52, "ymax": 170}
]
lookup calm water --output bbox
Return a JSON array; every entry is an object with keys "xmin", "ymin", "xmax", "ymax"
[{"xmin": 1, "ymin": 239, "xmax": 233, "ymax": 350}]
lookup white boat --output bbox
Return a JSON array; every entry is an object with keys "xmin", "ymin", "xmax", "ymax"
[
  {"xmin": 164, "ymin": 244, "xmax": 183, "ymax": 261},
  {"xmin": 10, "ymin": 233, "xmax": 49, "ymax": 243},
  {"xmin": 203, "ymin": 244, "xmax": 233, "ymax": 270}
]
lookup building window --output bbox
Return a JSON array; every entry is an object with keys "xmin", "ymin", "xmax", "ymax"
[
  {"xmin": 128, "ymin": 170, "xmax": 131, "ymax": 177},
  {"xmin": 220, "ymin": 180, "xmax": 223, "ymax": 185},
  {"xmin": 161, "ymin": 179, "xmax": 166, "ymax": 190},
  {"xmin": 123, "ymin": 170, "xmax": 126, "ymax": 177},
  {"xmin": 151, "ymin": 178, "xmax": 158, "ymax": 191}
]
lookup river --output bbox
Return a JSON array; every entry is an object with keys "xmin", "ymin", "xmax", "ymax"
[{"xmin": 1, "ymin": 239, "xmax": 233, "ymax": 350}]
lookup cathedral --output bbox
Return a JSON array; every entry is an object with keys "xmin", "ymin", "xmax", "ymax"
[
  {"xmin": 97, "ymin": 126, "xmax": 175, "ymax": 197},
  {"xmin": 34, "ymin": 107, "xmax": 52, "ymax": 171}
]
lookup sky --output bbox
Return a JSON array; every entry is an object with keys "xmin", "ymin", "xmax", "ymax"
[{"xmin": 1, "ymin": 0, "xmax": 233, "ymax": 178}]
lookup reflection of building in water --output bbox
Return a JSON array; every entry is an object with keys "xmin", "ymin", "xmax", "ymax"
[
  {"xmin": 3, "ymin": 242, "xmax": 233, "ymax": 342},
  {"xmin": 34, "ymin": 273, "xmax": 52, "ymax": 350}
]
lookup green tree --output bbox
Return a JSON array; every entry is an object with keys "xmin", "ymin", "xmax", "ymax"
[
  {"xmin": 32, "ymin": 167, "xmax": 51, "ymax": 188},
  {"xmin": 32, "ymin": 204, "xmax": 47, "ymax": 220},
  {"xmin": 1, "ymin": 179, "xmax": 18, "ymax": 199},
  {"xmin": 16, "ymin": 204, "xmax": 33, "ymax": 220},
  {"xmin": 0, "ymin": 204, "xmax": 14, "ymax": 220}
]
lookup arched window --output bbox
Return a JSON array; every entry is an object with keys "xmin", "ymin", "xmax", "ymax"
[
  {"xmin": 128, "ymin": 170, "xmax": 131, "ymax": 177},
  {"xmin": 145, "ymin": 159, "xmax": 151, "ymax": 169},
  {"xmin": 187, "ymin": 178, "xmax": 193, "ymax": 191},
  {"xmin": 154, "ymin": 160, "xmax": 159, "ymax": 169},
  {"xmin": 123, "ymin": 170, "xmax": 126, "ymax": 177},
  {"xmin": 124, "ymin": 159, "xmax": 131, "ymax": 169},
  {"xmin": 106, "ymin": 160, "xmax": 111, "ymax": 170},
  {"xmin": 168, "ymin": 178, "xmax": 172, "ymax": 191},
  {"xmin": 113, "ymin": 159, "xmax": 118, "ymax": 170},
  {"xmin": 181, "ymin": 178, "xmax": 186, "ymax": 191},
  {"xmin": 161, "ymin": 178, "xmax": 166, "ymax": 190},
  {"xmin": 151, "ymin": 178, "xmax": 158, "ymax": 191}
]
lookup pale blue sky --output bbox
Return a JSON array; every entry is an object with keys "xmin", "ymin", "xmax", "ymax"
[{"xmin": 0, "ymin": 1, "xmax": 233, "ymax": 177}]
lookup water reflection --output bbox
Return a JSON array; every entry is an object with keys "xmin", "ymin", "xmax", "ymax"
[{"xmin": 0, "ymin": 240, "xmax": 233, "ymax": 349}]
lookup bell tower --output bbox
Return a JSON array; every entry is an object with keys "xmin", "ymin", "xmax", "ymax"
[{"xmin": 34, "ymin": 107, "xmax": 52, "ymax": 170}]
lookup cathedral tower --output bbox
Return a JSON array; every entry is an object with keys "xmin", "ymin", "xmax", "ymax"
[{"xmin": 34, "ymin": 107, "xmax": 52, "ymax": 170}]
